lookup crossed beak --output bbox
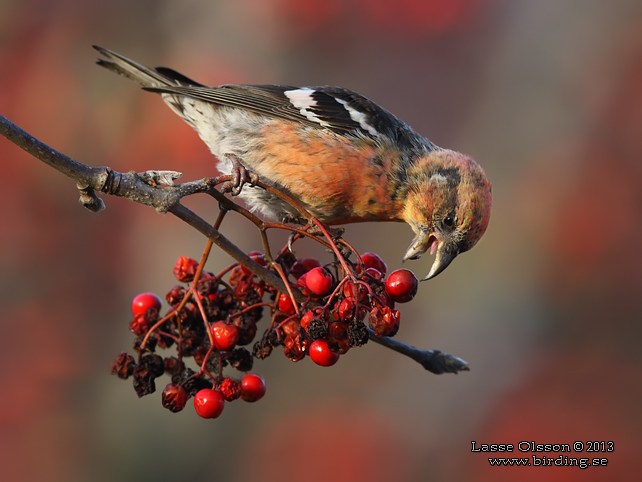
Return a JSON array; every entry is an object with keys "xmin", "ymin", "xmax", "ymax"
[{"xmin": 403, "ymin": 232, "xmax": 456, "ymax": 280}]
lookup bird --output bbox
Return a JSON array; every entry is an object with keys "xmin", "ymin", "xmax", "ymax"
[{"xmin": 94, "ymin": 46, "xmax": 492, "ymax": 280}]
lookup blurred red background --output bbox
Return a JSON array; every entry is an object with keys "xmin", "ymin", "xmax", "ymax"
[{"xmin": 1, "ymin": 1, "xmax": 641, "ymax": 481}]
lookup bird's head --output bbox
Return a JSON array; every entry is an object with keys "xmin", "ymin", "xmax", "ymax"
[{"xmin": 401, "ymin": 149, "xmax": 492, "ymax": 280}]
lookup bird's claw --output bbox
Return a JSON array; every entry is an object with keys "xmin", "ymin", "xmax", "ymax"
[
  {"xmin": 287, "ymin": 231, "xmax": 297, "ymax": 253},
  {"xmin": 222, "ymin": 154, "xmax": 258, "ymax": 196}
]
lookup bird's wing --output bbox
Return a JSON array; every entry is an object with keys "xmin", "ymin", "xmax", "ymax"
[
  {"xmin": 94, "ymin": 46, "xmax": 427, "ymax": 147},
  {"xmin": 144, "ymin": 83, "xmax": 410, "ymax": 140}
]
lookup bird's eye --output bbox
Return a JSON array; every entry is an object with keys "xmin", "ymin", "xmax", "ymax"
[{"xmin": 443, "ymin": 215, "xmax": 454, "ymax": 228}]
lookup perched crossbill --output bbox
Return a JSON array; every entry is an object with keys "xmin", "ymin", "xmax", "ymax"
[{"xmin": 95, "ymin": 46, "xmax": 491, "ymax": 280}]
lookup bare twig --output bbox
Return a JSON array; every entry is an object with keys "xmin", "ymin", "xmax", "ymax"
[{"xmin": 367, "ymin": 330, "xmax": 469, "ymax": 374}]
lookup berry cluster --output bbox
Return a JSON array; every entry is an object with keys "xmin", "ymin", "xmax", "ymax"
[{"xmin": 111, "ymin": 249, "xmax": 418, "ymax": 419}]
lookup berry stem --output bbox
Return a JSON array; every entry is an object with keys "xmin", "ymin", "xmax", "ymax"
[
  {"xmin": 192, "ymin": 285, "xmax": 216, "ymax": 348},
  {"xmin": 310, "ymin": 218, "xmax": 355, "ymax": 281},
  {"xmin": 322, "ymin": 276, "xmax": 350, "ymax": 311},
  {"xmin": 263, "ymin": 223, "xmax": 333, "ymax": 250},
  {"xmin": 271, "ymin": 262, "xmax": 301, "ymax": 317},
  {"xmin": 228, "ymin": 302, "xmax": 273, "ymax": 320},
  {"xmin": 139, "ymin": 309, "xmax": 179, "ymax": 350}
]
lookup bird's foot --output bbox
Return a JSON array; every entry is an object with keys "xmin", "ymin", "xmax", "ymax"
[
  {"xmin": 281, "ymin": 214, "xmax": 307, "ymax": 225},
  {"xmin": 220, "ymin": 154, "xmax": 259, "ymax": 195}
]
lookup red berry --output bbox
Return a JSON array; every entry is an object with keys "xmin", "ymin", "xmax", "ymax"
[
  {"xmin": 278, "ymin": 293, "xmax": 296, "ymax": 315},
  {"xmin": 240, "ymin": 251, "xmax": 267, "ymax": 275},
  {"xmin": 343, "ymin": 280, "xmax": 368, "ymax": 303},
  {"xmin": 131, "ymin": 292, "xmax": 162, "ymax": 316},
  {"xmin": 290, "ymin": 257, "xmax": 322, "ymax": 280},
  {"xmin": 194, "ymin": 388, "xmax": 225, "ymax": 419},
  {"xmin": 241, "ymin": 374, "xmax": 266, "ymax": 402},
  {"xmin": 385, "ymin": 269, "xmax": 418, "ymax": 303},
  {"xmin": 365, "ymin": 267, "xmax": 383, "ymax": 280},
  {"xmin": 173, "ymin": 256, "xmax": 200, "ymax": 282},
  {"xmin": 162, "ymin": 383, "xmax": 189, "ymax": 413},
  {"xmin": 309, "ymin": 339, "xmax": 340, "ymax": 367},
  {"xmin": 211, "ymin": 321, "xmax": 240, "ymax": 351},
  {"xmin": 296, "ymin": 272, "xmax": 310, "ymax": 296},
  {"xmin": 305, "ymin": 267, "xmax": 333, "ymax": 296},
  {"xmin": 361, "ymin": 252, "xmax": 387, "ymax": 275}
]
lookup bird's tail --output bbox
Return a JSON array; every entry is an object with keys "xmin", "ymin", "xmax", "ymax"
[{"xmin": 93, "ymin": 46, "xmax": 203, "ymax": 88}]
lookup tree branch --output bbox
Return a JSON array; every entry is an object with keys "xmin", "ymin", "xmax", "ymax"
[
  {"xmin": 367, "ymin": 330, "xmax": 469, "ymax": 374},
  {"xmin": 1, "ymin": 113, "xmax": 469, "ymax": 374}
]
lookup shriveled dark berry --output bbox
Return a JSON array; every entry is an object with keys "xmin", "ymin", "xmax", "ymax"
[
  {"xmin": 228, "ymin": 347, "xmax": 254, "ymax": 372},
  {"xmin": 348, "ymin": 320, "xmax": 369, "ymax": 347},
  {"xmin": 233, "ymin": 317, "xmax": 258, "ymax": 346},
  {"xmin": 166, "ymin": 286, "xmax": 186, "ymax": 305},
  {"xmin": 180, "ymin": 369, "xmax": 214, "ymax": 397},
  {"xmin": 111, "ymin": 352, "xmax": 136, "ymax": 380},
  {"xmin": 164, "ymin": 356, "xmax": 184, "ymax": 376},
  {"xmin": 368, "ymin": 305, "xmax": 401, "ymax": 337},
  {"xmin": 327, "ymin": 322, "xmax": 350, "ymax": 354},
  {"xmin": 132, "ymin": 354, "xmax": 164, "ymax": 397},
  {"xmin": 218, "ymin": 378, "xmax": 242, "ymax": 401},
  {"xmin": 283, "ymin": 332, "xmax": 308, "ymax": 362},
  {"xmin": 173, "ymin": 256, "xmax": 200, "ymax": 282},
  {"xmin": 228, "ymin": 266, "xmax": 247, "ymax": 288},
  {"xmin": 147, "ymin": 354, "xmax": 165, "ymax": 377},
  {"xmin": 130, "ymin": 313, "xmax": 150, "ymax": 337},
  {"xmin": 181, "ymin": 330, "xmax": 205, "ymax": 357},
  {"xmin": 253, "ymin": 338, "xmax": 274, "ymax": 360},
  {"xmin": 193, "ymin": 345, "xmax": 208, "ymax": 366},
  {"xmin": 300, "ymin": 310, "xmax": 314, "ymax": 332},
  {"xmin": 306, "ymin": 316, "xmax": 328, "ymax": 341},
  {"xmin": 217, "ymin": 289, "xmax": 236, "ymax": 310},
  {"xmin": 205, "ymin": 352, "xmax": 222, "ymax": 374},
  {"xmin": 337, "ymin": 297, "xmax": 356, "ymax": 322},
  {"xmin": 133, "ymin": 335, "xmax": 157, "ymax": 353},
  {"xmin": 162, "ymin": 383, "xmax": 189, "ymax": 413},
  {"xmin": 280, "ymin": 319, "xmax": 300, "ymax": 338}
]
